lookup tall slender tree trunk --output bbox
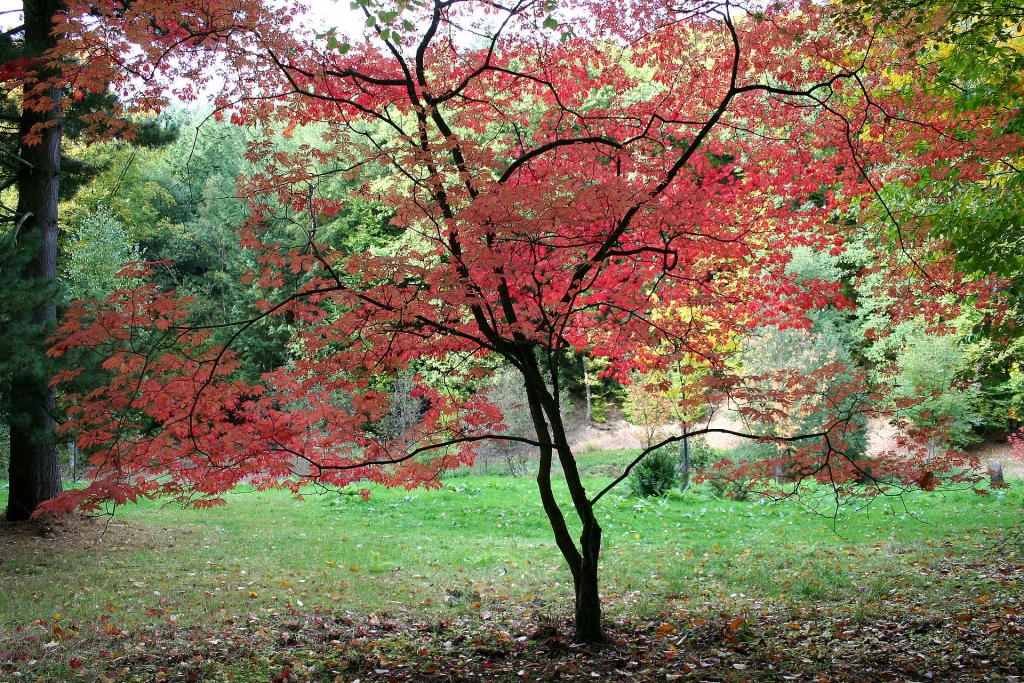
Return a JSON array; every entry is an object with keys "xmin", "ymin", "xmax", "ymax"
[
  {"xmin": 5, "ymin": 0, "xmax": 64, "ymax": 522},
  {"xmin": 678, "ymin": 424, "xmax": 690, "ymax": 492},
  {"xmin": 582, "ymin": 355, "xmax": 592, "ymax": 424}
]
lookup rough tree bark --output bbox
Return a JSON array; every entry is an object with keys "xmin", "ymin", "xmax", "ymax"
[{"xmin": 5, "ymin": 0, "xmax": 64, "ymax": 522}]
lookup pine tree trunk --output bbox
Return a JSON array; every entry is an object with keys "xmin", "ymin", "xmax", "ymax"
[{"xmin": 5, "ymin": 0, "xmax": 64, "ymax": 522}]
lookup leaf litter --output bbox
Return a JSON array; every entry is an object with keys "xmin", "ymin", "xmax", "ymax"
[{"xmin": 2, "ymin": 526, "xmax": 1022, "ymax": 682}]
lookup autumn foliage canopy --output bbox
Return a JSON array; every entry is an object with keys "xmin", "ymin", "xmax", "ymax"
[
  {"xmin": 21, "ymin": 0, "xmax": 1018, "ymax": 640},
  {"xmin": 38, "ymin": 0, "xmax": 1012, "ymax": 512}
]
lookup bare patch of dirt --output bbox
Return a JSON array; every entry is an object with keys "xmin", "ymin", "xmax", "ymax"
[
  {"xmin": 0, "ymin": 513, "xmax": 164, "ymax": 557},
  {"xmin": 966, "ymin": 437, "xmax": 1024, "ymax": 478},
  {"xmin": 565, "ymin": 406, "xmax": 748, "ymax": 453},
  {"xmin": 567, "ymin": 415, "xmax": 645, "ymax": 452},
  {"xmin": 568, "ymin": 408, "xmax": 1024, "ymax": 482}
]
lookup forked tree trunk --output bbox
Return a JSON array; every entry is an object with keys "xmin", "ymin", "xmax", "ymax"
[
  {"xmin": 522, "ymin": 360, "xmax": 606, "ymax": 643},
  {"xmin": 5, "ymin": 0, "xmax": 64, "ymax": 522}
]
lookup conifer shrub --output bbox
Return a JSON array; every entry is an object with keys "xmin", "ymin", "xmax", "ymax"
[{"xmin": 629, "ymin": 446, "xmax": 678, "ymax": 497}]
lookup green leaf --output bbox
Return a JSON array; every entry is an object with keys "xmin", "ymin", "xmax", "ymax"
[
  {"xmin": 403, "ymin": 19, "xmax": 415, "ymax": 32},
  {"xmin": 327, "ymin": 35, "xmax": 338, "ymax": 50},
  {"xmin": 379, "ymin": 28, "xmax": 391, "ymax": 41},
  {"xmin": 366, "ymin": 15, "xmax": 377, "ymax": 27},
  {"xmin": 543, "ymin": 17, "xmax": 559, "ymax": 30},
  {"xmin": 338, "ymin": 42, "xmax": 351, "ymax": 55}
]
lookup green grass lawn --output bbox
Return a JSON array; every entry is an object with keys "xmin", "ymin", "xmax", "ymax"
[{"xmin": 1, "ymin": 463, "xmax": 1023, "ymax": 681}]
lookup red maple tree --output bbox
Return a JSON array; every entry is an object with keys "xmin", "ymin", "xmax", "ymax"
[{"xmin": 42, "ymin": 0, "xmax": 1014, "ymax": 641}]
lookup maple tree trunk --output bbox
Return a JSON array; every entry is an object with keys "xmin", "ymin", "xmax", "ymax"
[
  {"xmin": 573, "ymin": 511, "xmax": 604, "ymax": 643},
  {"xmin": 523, "ymin": 360, "xmax": 606, "ymax": 643},
  {"xmin": 5, "ymin": 0, "xmax": 64, "ymax": 522}
]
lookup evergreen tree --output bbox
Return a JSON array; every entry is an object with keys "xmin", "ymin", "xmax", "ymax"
[{"xmin": 4, "ymin": 0, "xmax": 65, "ymax": 521}]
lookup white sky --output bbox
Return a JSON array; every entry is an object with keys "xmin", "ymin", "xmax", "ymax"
[{"xmin": 0, "ymin": 1, "xmax": 20, "ymax": 28}]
